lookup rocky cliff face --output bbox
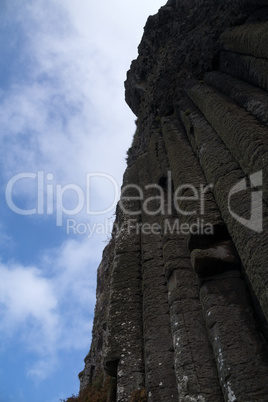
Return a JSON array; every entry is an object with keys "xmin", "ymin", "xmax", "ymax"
[{"xmin": 79, "ymin": 1, "xmax": 268, "ymax": 400}]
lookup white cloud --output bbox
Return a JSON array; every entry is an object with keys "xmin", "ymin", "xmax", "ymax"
[
  {"xmin": 0, "ymin": 0, "xmax": 135, "ymax": 180},
  {"xmin": 0, "ymin": 263, "xmax": 57, "ymax": 326},
  {"xmin": 0, "ymin": 262, "xmax": 59, "ymax": 364},
  {"xmin": 0, "ymin": 0, "xmax": 164, "ymax": 181},
  {"xmin": 0, "ymin": 0, "xmax": 165, "ymax": 225},
  {"xmin": 0, "ymin": 236, "xmax": 99, "ymax": 380}
]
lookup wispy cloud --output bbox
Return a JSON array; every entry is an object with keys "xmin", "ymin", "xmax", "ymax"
[
  {"xmin": 0, "ymin": 235, "xmax": 100, "ymax": 380},
  {"xmin": 0, "ymin": 262, "xmax": 60, "ymax": 380},
  {"xmin": 0, "ymin": 0, "xmax": 136, "ymax": 185},
  {"xmin": 0, "ymin": 263, "xmax": 58, "ymax": 333},
  {"xmin": 0, "ymin": 0, "xmax": 164, "ymax": 394}
]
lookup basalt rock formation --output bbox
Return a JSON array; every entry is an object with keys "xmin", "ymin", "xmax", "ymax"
[{"xmin": 79, "ymin": 1, "xmax": 268, "ymax": 401}]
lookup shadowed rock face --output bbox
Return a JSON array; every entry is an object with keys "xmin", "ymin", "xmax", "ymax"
[{"xmin": 79, "ymin": 1, "xmax": 268, "ymax": 401}]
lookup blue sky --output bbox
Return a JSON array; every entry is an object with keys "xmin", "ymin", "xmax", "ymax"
[{"xmin": 0, "ymin": 1, "xmax": 164, "ymax": 401}]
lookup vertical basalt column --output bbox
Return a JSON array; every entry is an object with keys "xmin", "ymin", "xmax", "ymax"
[
  {"xmin": 161, "ymin": 116, "xmax": 227, "ymax": 250},
  {"xmin": 200, "ymin": 277, "xmax": 268, "ymax": 401},
  {"xmin": 177, "ymin": 90, "xmax": 268, "ymax": 400},
  {"xmin": 79, "ymin": 237, "xmax": 116, "ymax": 392},
  {"xmin": 162, "ymin": 220, "xmax": 224, "ymax": 401},
  {"xmin": 148, "ymin": 128, "xmax": 221, "ymax": 399},
  {"xmin": 160, "ymin": 113, "xmax": 265, "ymax": 401},
  {"xmin": 147, "ymin": 131, "xmax": 170, "ymax": 184},
  {"xmin": 179, "ymin": 96, "xmax": 268, "ymax": 326},
  {"xmin": 137, "ymin": 152, "xmax": 178, "ymax": 401},
  {"xmin": 104, "ymin": 163, "xmax": 145, "ymax": 401}
]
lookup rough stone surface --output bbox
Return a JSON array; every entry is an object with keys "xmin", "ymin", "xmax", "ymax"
[
  {"xmin": 221, "ymin": 21, "xmax": 268, "ymax": 58},
  {"xmin": 204, "ymin": 71, "xmax": 268, "ymax": 125},
  {"xmin": 79, "ymin": 2, "xmax": 268, "ymax": 401},
  {"xmin": 187, "ymin": 82, "xmax": 268, "ymax": 190},
  {"xmin": 220, "ymin": 50, "xmax": 268, "ymax": 92},
  {"xmin": 161, "ymin": 116, "xmax": 226, "ymax": 249},
  {"xmin": 201, "ymin": 278, "xmax": 268, "ymax": 401},
  {"xmin": 163, "ymin": 227, "xmax": 223, "ymax": 401},
  {"xmin": 137, "ymin": 153, "xmax": 178, "ymax": 402}
]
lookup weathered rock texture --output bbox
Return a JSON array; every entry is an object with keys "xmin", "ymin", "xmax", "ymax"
[{"xmin": 79, "ymin": 1, "xmax": 268, "ymax": 401}]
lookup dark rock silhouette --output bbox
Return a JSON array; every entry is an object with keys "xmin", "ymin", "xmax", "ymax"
[{"xmin": 79, "ymin": 1, "xmax": 268, "ymax": 400}]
